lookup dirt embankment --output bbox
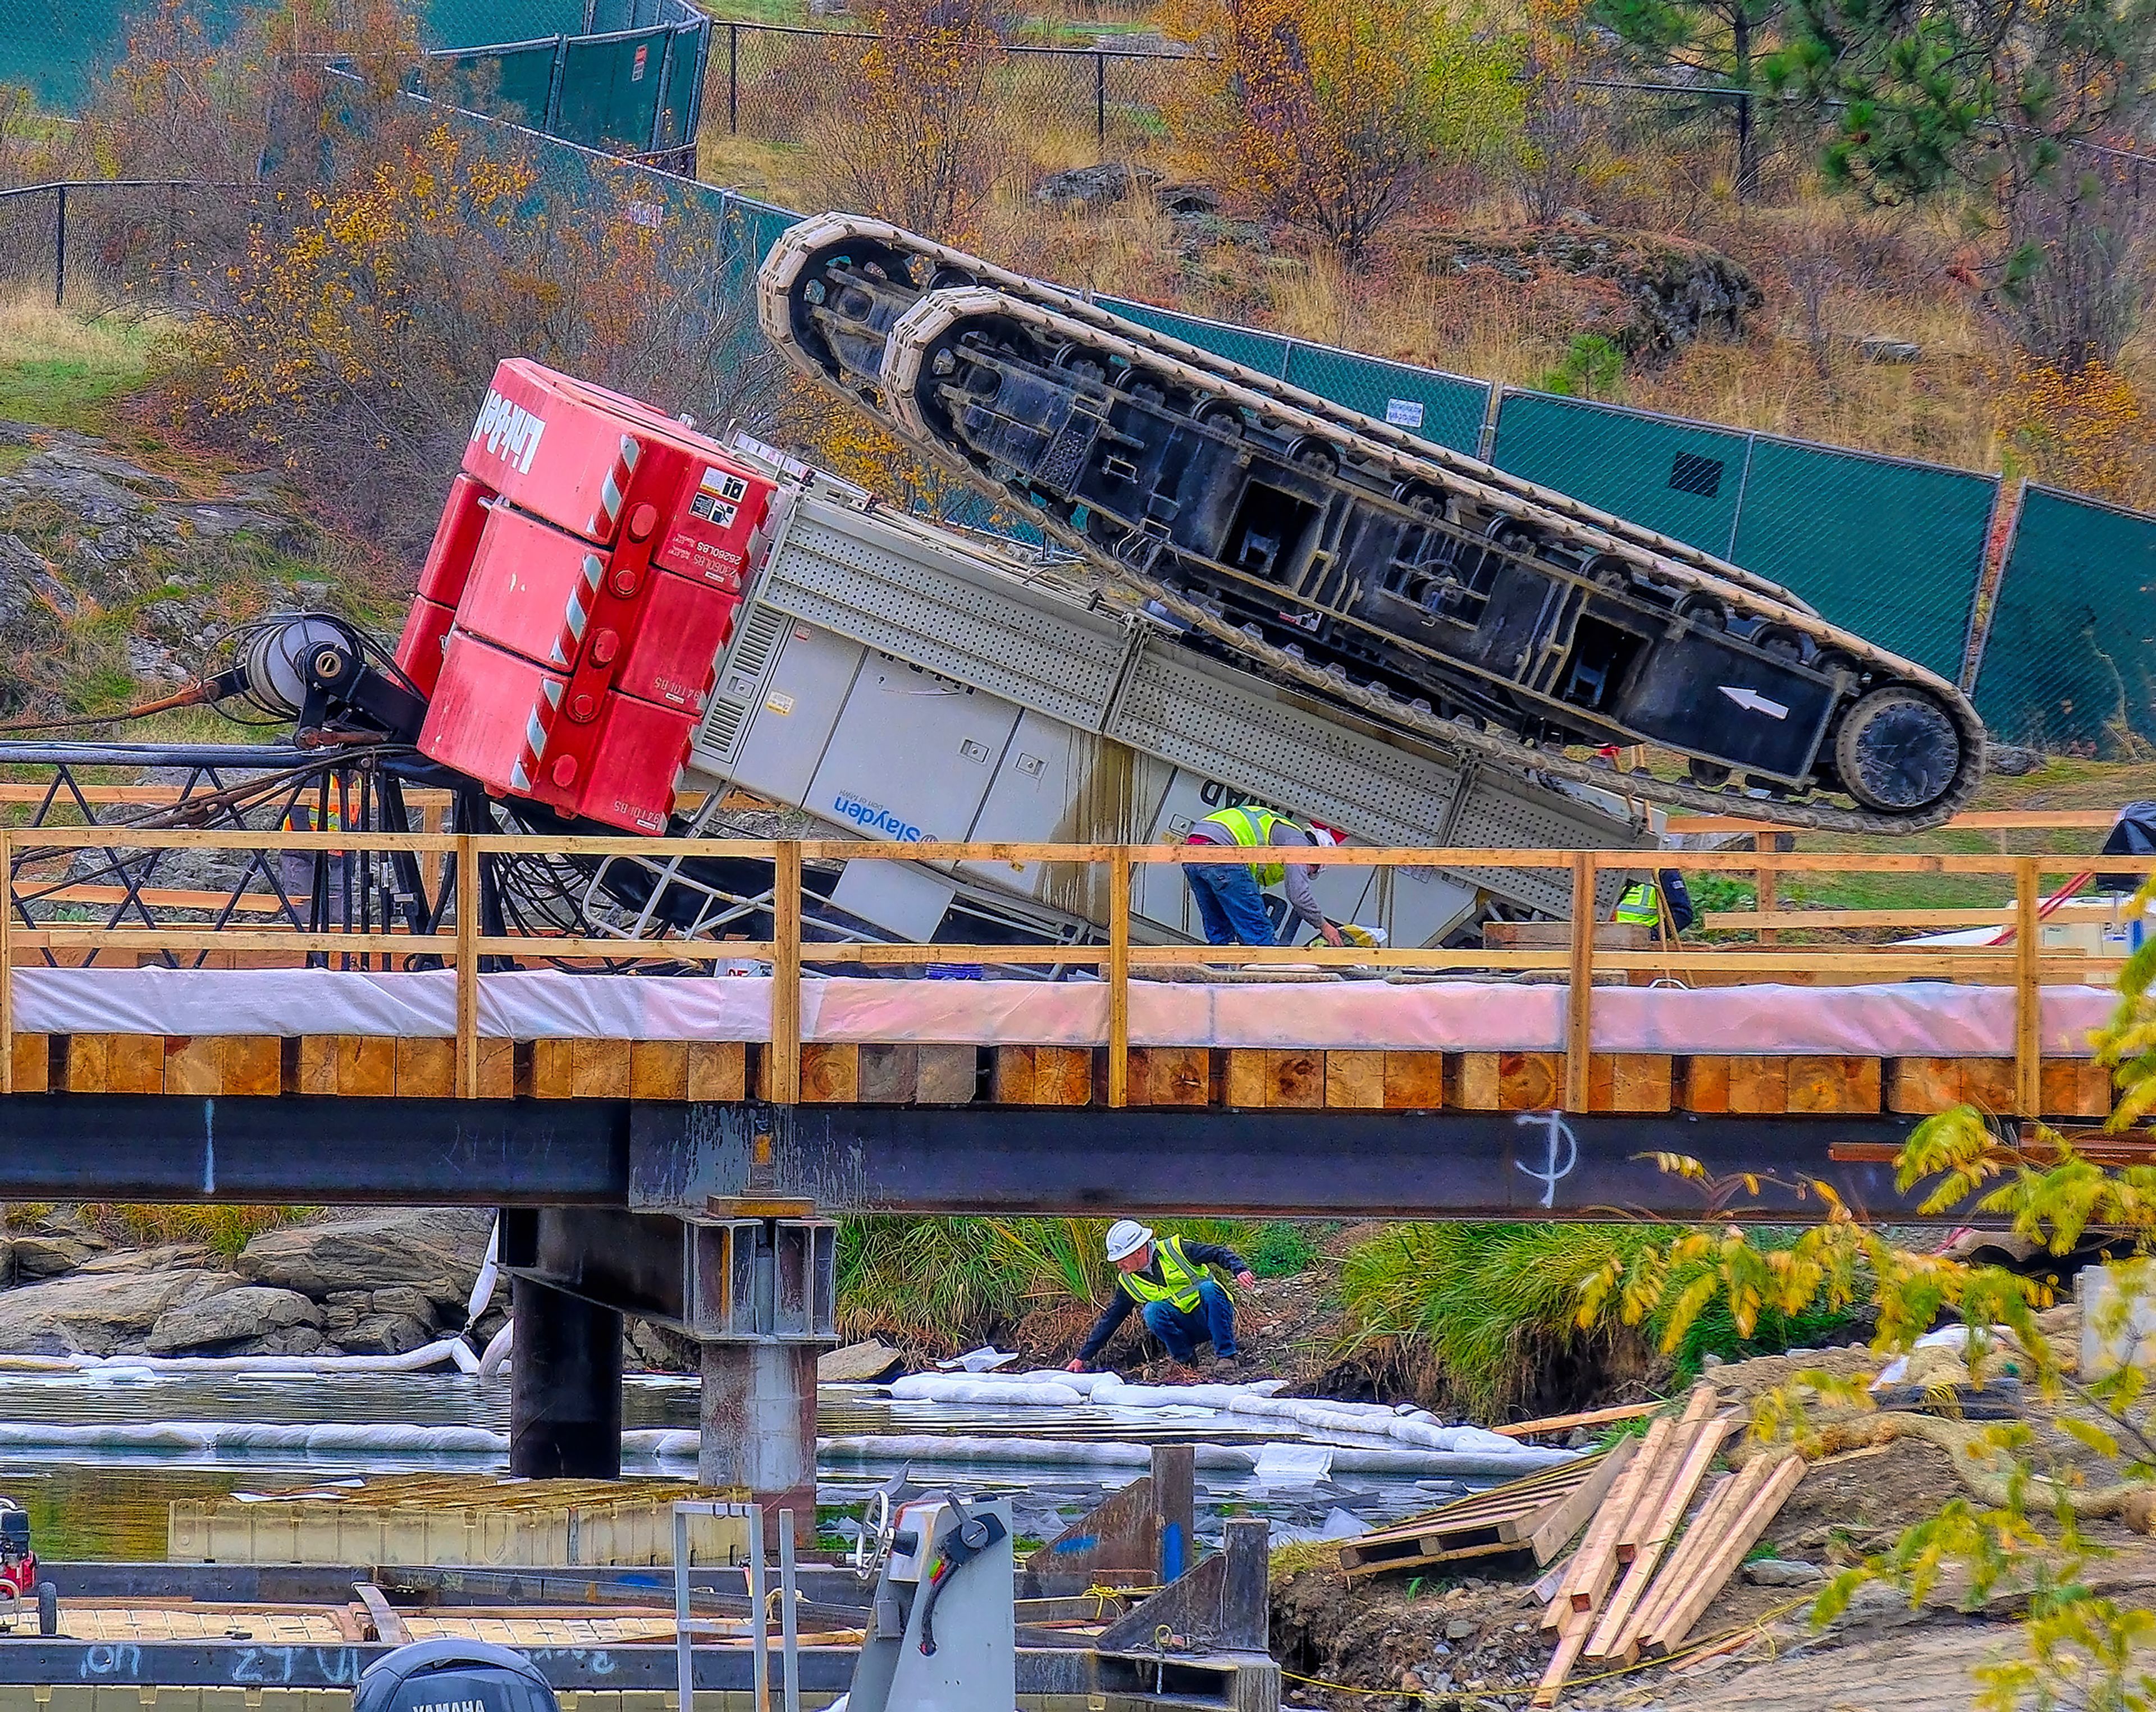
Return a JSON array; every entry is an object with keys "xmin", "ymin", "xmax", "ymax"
[{"xmin": 1269, "ymin": 1310, "xmax": 2156, "ymax": 1712}]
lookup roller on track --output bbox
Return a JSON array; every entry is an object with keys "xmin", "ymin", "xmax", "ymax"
[{"xmin": 759, "ymin": 214, "xmax": 1986, "ymax": 835}]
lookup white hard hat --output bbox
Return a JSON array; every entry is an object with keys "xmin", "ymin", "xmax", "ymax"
[
  {"xmin": 1310, "ymin": 826, "xmax": 1339, "ymax": 846},
  {"xmin": 1104, "ymin": 1220, "xmax": 1153, "ymax": 1262}
]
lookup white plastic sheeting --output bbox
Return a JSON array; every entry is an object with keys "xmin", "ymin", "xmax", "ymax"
[
  {"xmin": 0, "ymin": 968, "xmax": 2120, "ymax": 1054},
  {"xmin": 819, "ymin": 1434, "xmax": 1575, "ymax": 1477}
]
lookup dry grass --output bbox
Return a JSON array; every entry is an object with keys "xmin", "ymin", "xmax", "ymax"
[{"xmin": 0, "ymin": 291, "xmax": 171, "ymax": 436}]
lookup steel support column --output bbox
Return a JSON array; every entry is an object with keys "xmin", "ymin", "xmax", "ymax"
[
  {"xmin": 510, "ymin": 1275, "xmax": 624, "ymax": 1479},
  {"xmin": 700, "ymin": 1340, "xmax": 818, "ymax": 1544}
]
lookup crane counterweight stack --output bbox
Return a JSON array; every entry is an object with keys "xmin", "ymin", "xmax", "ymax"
[{"xmin": 402, "ymin": 359, "xmax": 780, "ymax": 832}]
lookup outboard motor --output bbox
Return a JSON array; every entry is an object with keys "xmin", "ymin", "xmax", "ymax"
[
  {"xmin": 352, "ymin": 1640, "xmax": 559, "ymax": 1712},
  {"xmin": 0, "ymin": 1499, "xmax": 54, "ymax": 1634}
]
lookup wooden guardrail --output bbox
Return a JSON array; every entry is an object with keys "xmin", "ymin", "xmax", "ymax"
[{"xmin": 0, "ymin": 828, "xmax": 2143, "ymax": 1118}]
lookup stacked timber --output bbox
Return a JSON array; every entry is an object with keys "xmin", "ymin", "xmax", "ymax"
[
  {"xmin": 1337, "ymin": 1448, "xmax": 1631, "ymax": 1576},
  {"xmin": 1528, "ymin": 1386, "xmax": 1804, "ymax": 1706}
]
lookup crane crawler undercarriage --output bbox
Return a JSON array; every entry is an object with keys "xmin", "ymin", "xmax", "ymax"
[{"xmin": 760, "ymin": 213, "xmax": 1987, "ymax": 836}]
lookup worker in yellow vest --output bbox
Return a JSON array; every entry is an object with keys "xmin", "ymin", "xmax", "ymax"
[
  {"xmin": 1067, "ymin": 1221, "xmax": 1259, "ymax": 1372},
  {"xmin": 1181, "ymin": 803, "xmax": 1347, "ymax": 947},
  {"xmin": 1610, "ymin": 868, "xmax": 1696, "ymax": 940}
]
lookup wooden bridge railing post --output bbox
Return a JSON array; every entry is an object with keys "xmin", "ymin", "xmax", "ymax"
[
  {"xmin": 770, "ymin": 841, "xmax": 802, "ymax": 1104},
  {"xmin": 1565, "ymin": 850, "xmax": 1596, "ymax": 1112},
  {"xmin": 1108, "ymin": 847, "xmax": 1130, "ymax": 1109},
  {"xmin": 1, "ymin": 828, "xmax": 13, "ymax": 1097},
  {"xmin": 2016, "ymin": 855, "xmax": 2041, "ymax": 1119},
  {"xmin": 455, "ymin": 834, "xmax": 478, "ymax": 1099}
]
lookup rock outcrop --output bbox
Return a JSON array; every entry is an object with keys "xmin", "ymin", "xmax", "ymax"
[
  {"xmin": 0, "ymin": 1266, "xmax": 241, "ymax": 1354},
  {"xmin": 145, "ymin": 1285, "xmax": 324, "ymax": 1354},
  {"xmin": 1408, "ymin": 228, "xmax": 1762, "ymax": 361},
  {"xmin": 236, "ymin": 1208, "xmax": 492, "ymax": 1306}
]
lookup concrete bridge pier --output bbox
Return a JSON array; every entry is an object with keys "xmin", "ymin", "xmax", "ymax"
[
  {"xmin": 500, "ymin": 1206, "xmax": 835, "ymax": 1540},
  {"xmin": 700, "ymin": 1342, "xmax": 820, "ymax": 1536}
]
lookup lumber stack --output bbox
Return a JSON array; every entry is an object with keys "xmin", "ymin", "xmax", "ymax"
[
  {"xmin": 1337, "ymin": 1447, "xmax": 1631, "ymax": 1577},
  {"xmin": 1529, "ymin": 1386, "xmax": 1805, "ymax": 1707}
]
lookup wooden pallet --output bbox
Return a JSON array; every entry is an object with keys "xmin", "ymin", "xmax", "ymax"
[{"xmin": 1339, "ymin": 1445, "xmax": 1628, "ymax": 1576}]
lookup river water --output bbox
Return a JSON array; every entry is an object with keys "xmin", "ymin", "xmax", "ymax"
[{"xmin": 0, "ymin": 1370, "xmax": 1452, "ymax": 1559}]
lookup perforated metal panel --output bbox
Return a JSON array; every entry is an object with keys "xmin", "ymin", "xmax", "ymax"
[
  {"xmin": 1447, "ymin": 781, "xmax": 1635, "ymax": 917},
  {"xmin": 1109, "ymin": 647, "xmax": 1465, "ymax": 846},
  {"xmin": 759, "ymin": 498, "xmax": 1132, "ymax": 727}
]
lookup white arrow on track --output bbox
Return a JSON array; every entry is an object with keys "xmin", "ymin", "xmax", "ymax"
[{"xmin": 1720, "ymin": 685, "xmax": 1790, "ymax": 719}]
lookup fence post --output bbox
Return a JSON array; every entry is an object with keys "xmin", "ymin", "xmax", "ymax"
[
  {"xmin": 770, "ymin": 841, "xmax": 801, "ymax": 1104},
  {"xmin": 1564, "ymin": 850, "xmax": 1596, "ymax": 1112},
  {"xmin": 1108, "ymin": 846, "xmax": 1130, "ymax": 1109},
  {"xmin": 728, "ymin": 22, "xmax": 739, "ymax": 134},
  {"xmin": 456, "ymin": 834, "xmax": 479, "ymax": 1099},
  {"xmin": 1, "ymin": 829, "xmax": 12, "ymax": 1098},
  {"xmin": 544, "ymin": 36, "xmax": 568, "ymax": 137},
  {"xmin": 1094, "ymin": 51, "xmax": 1106, "ymax": 155},
  {"xmin": 2015, "ymin": 857, "xmax": 2040, "ymax": 1119},
  {"xmin": 52, "ymin": 184, "xmax": 66, "ymax": 310},
  {"xmin": 651, "ymin": 28, "xmax": 677, "ymax": 152},
  {"xmin": 165, "ymin": 182, "xmax": 179, "ymax": 304}
]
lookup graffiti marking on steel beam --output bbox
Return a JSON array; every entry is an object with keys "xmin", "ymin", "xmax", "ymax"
[{"xmin": 1514, "ymin": 1110, "xmax": 1578, "ymax": 1208}]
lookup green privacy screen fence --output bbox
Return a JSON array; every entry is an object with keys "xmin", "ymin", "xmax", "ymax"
[
  {"xmin": 1974, "ymin": 486, "xmax": 2156, "ymax": 753},
  {"xmin": 1487, "ymin": 390, "xmax": 1998, "ymax": 685},
  {"xmin": 1097, "ymin": 297, "xmax": 1493, "ymax": 456},
  {"xmin": 427, "ymin": 0, "xmax": 709, "ymax": 167}
]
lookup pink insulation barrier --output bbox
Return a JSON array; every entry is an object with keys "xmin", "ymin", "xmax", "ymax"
[{"xmin": 2, "ymin": 968, "xmax": 2120, "ymax": 1055}]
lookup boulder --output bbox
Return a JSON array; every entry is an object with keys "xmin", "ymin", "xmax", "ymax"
[
  {"xmin": 338, "ymin": 1312, "xmax": 435, "ymax": 1355},
  {"xmin": 237, "ymin": 1210, "xmax": 494, "ymax": 1302},
  {"xmin": 11, "ymin": 1229, "xmax": 107, "ymax": 1279},
  {"xmin": 78, "ymin": 1243, "xmax": 214, "ymax": 1276},
  {"xmin": 1034, "ymin": 163, "xmax": 1162, "ymax": 212},
  {"xmin": 819, "ymin": 1340, "xmax": 902, "ymax": 1384},
  {"xmin": 0, "ymin": 1269, "xmax": 240, "ymax": 1354},
  {"xmin": 626, "ymin": 1319, "xmax": 697, "ymax": 1372},
  {"xmin": 145, "ymin": 1285, "xmax": 323, "ymax": 1354},
  {"xmin": 368, "ymin": 1285, "xmax": 441, "ymax": 1325},
  {"xmin": 1744, "ymin": 1558, "xmax": 1826, "ymax": 1587},
  {"xmin": 1858, "ymin": 336, "xmax": 1922, "ymax": 364}
]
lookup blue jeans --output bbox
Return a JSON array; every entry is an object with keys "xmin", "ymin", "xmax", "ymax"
[
  {"xmin": 1185, "ymin": 863, "xmax": 1278, "ymax": 946},
  {"xmin": 1140, "ymin": 1277, "xmax": 1239, "ymax": 1361}
]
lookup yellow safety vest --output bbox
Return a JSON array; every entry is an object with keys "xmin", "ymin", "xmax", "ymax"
[
  {"xmin": 1199, "ymin": 805, "xmax": 1287, "ymax": 889},
  {"xmin": 1116, "ymin": 1235, "xmax": 1208, "ymax": 1313},
  {"xmin": 1614, "ymin": 882, "xmax": 1659, "ymax": 926}
]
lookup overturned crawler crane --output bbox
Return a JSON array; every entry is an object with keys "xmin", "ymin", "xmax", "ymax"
[{"xmin": 759, "ymin": 213, "xmax": 1985, "ymax": 835}]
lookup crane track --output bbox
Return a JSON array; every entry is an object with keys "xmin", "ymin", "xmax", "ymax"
[
  {"xmin": 761, "ymin": 210, "xmax": 1806, "ymax": 611},
  {"xmin": 757, "ymin": 223, "xmax": 1988, "ymax": 837}
]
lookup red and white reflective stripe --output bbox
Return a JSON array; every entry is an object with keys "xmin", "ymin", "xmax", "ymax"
[
  {"xmin": 508, "ymin": 678, "xmax": 564, "ymax": 793},
  {"xmin": 586, "ymin": 435, "xmax": 641, "ymax": 539},
  {"xmin": 549, "ymin": 553, "xmax": 606, "ymax": 667}
]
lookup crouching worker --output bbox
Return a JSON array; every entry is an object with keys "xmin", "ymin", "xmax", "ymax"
[{"xmin": 1066, "ymin": 1221, "xmax": 1257, "ymax": 1374}]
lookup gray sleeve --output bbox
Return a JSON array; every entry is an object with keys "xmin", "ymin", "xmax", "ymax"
[{"xmin": 1270, "ymin": 824, "xmax": 1327, "ymax": 931}]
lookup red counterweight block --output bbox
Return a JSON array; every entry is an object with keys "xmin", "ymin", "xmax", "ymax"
[
  {"xmin": 421, "ymin": 630, "xmax": 698, "ymax": 835},
  {"xmin": 418, "ymin": 473, "xmax": 494, "ymax": 607},
  {"xmin": 393, "ymin": 596, "xmax": 457, "ymax": 698}
]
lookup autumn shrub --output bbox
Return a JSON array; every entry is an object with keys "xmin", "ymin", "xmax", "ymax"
[
  {"xmin": 169, "ymin": 112, "xmax": 785, "ymax": 557},
  {"xmin": 1997, "ymin": 361, "xmax": 2156, "ymax": 508},
  {"xmin": 1161, "ymin": 0, "xmax": 1524, "ymax": 262},
  {"xmin": 805, "ymin": 0, "xmax": 1011, "ymax": 242}
]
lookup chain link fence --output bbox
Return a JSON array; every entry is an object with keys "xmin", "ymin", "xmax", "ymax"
[
  {"xmin": 709, "ymin": 21, "xmax": 1185, "ymax": 159},
  {"xmin": 0, "ymin": 180, "xmax": 309, "ymax": 310}
]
